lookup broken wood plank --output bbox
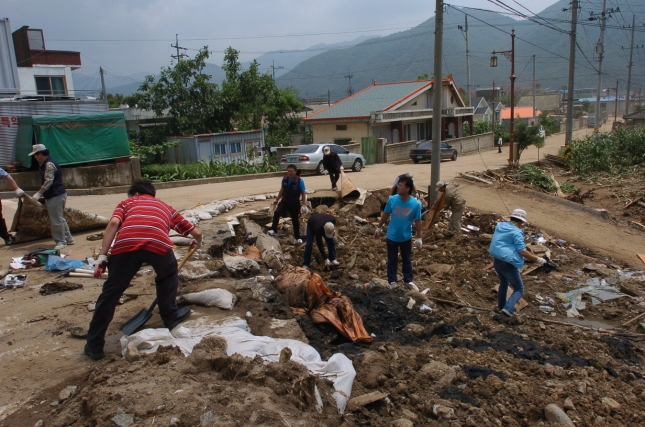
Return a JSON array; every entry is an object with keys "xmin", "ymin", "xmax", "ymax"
[
  {"xmin": 637, "ymin": 202, "xmax": 645, "ymax": 209},
  {"xmin": 460, "ymin": 173, "xmax": 492, "ymax": 185},
  {"xmin": 26, "ymin": 316, "xmax": 49, "ymax": 323},
  {"xmin": 631, "ymin": 221, "xmax": 645, "ymax": 231},
  {"xmin": 550, "ymin": 174, "xmax": 566, "ymax": 198},
  {"xmin": 426, "ymin": 296, "xmax": 489, "ymax": 311},
  {"xmin": 623, "ymin": 310, "xmax": 645, "ymax": 327},
  {"xmin": 638, "ymin": 253, "xmax": 645, "ymax": 267}
]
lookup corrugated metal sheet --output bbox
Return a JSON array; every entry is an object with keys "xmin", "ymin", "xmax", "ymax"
[
  {"xmin": 0, "ymin": 100, "xmax": 108, "ymax": 166},
  {"xmin": 0, "ymin": 18, "xmax": 20, "ymax": 95},
  {"xmin": 167, "ymin": 130, "xmax": 265, "ymax": 165}
]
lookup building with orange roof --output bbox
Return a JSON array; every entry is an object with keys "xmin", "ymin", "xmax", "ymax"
[
  {"xmin": 500, "ymin": 106, "xmax": 541, "ymax": 127},
  {"xmin": 303, "ymin": 76, "xmax": 474, "ymax": 145}
]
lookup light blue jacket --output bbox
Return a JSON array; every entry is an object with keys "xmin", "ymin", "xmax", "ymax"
[{"xmin": 489, "ymin": 222, "xmax": 526, "ymax": 269}]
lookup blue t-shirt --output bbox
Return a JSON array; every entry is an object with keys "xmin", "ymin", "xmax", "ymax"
[
  {"xmin": 0, "ymin": 168, "xmax": 8, "ymax": 180},
  {"xmin": 282, "ymin": 177, "xmax": 306, "ymax": 193},
  {"xmin": 384, "ymin": 195, "xmax": 422, "ymax": 242},
  {"xmin": 489, "ymin": 222, "xmax": 526, "ymax": 269}
]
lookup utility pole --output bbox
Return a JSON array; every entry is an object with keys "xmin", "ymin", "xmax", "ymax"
[
  {"xmin": 593, "ymin": 0, "xmax": 608, "ymax": 133},
  {"xmin": 430, "ymin": 0, "xmax": 444, "ymax": 204},
  {"xmin": 270, "ymin": 60, "xmax": 284, "ymax": 82},
  {"xmin": 565, "ymin": 0, "xmax": 578, "ymax": 145},
  {"xmin": 491, "ymin": 29, "xmax": 516, "ymax": 167},
  {"xmin": 458, "ymin": 16, "xmax": 471, "ymax": 102},
  {"xmin": 171, "ymin": 34, "xmax": 187, "ymax": 61},
  {"xmin": 99, "ymin": 66, "xmax": 107, "ymax": 102},
  {"xmin": 532, "ymin": 54, "xmax": 536, "ymax": 119},
  {"xmin": 327, "ymin": 90, "xmax": 331, "ymax": 106},
  {"xmin": 614, "ymin": 78, "xmax": 619, "ymax": 122},
  {"xmin": 492, "ymin": 80, "xmax": 495, "ymax": 135},
  {"xmin": 625, "ymin": 14, "xmax": 636, "ymax": 116},
  {"xmin": 344, "ymin": 69, "xmax": 354, "ymax": 97}
]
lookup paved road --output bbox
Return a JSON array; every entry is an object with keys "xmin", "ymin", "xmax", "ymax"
[{"xmin": 0, "ymin": 125, "xmax": 600, "ymax": 222}]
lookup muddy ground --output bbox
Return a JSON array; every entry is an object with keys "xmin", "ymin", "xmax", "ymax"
[{"xmin": 2, "ymin": 180, "xmax": 645, "ymax": 427}]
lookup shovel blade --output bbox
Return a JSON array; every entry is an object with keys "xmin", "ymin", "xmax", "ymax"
[{"xmin": 121, "ymin": 298, "xmax": 157, "ymax": 336}]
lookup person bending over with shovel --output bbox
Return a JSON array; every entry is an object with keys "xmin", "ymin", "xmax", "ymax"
[{"xmin": 85, "ymin": 179, "xmax": 202, "ymax": 360}]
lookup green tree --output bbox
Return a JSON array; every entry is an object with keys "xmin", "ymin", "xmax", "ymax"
[
  {"xmin": 581, "ymin": 100, "xmax": 592, "ymax": 113},
  {"xmin": 417, "ymin": 72, "xmax": 429, "ymax": 80},
  {"xmin": 514, "ymin": 120, "xmax": 541, "ymax": 162},
  {"xmin": 537, "ymin": 112, "xmax": 559, "ymax": 135},
  {"xmin": 106, "ymin": 93, "xmax": 137, "ymax": 109},
  {"xmin": 136, "ymin": 47, "xmax": 223, "ymax": 136}
]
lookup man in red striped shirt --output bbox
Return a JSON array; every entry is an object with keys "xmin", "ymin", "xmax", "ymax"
[{"xmin": 85, "ymin": 179, "xmax": 202, "ymax": 360}]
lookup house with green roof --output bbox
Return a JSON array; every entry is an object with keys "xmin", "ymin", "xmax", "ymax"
[{"xmin": 303, "ymin": 76, "xmax": 474, "ymax": 145}]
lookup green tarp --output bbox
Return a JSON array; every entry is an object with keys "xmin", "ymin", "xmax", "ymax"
[{"xmin": 16, "ymin": 111, "xmax": 131, "ymax": 167}]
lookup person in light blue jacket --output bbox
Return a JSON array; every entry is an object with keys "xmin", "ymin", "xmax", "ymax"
[{"xmin": 489, "ymin": 209, "xmax": 546, "ymax": 316}]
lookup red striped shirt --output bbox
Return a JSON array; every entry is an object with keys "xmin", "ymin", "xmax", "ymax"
[{"xmin": 110, "ymin": 194, "xmax": 195, "ymax": 256}]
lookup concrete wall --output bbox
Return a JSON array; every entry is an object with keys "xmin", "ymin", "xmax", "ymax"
[
  {"xmin": 344, "ymin": 142, "xmax": 360, "ymax": 154},
  {"xmin": 311, "ymin": 121, "xmax": 368, "ymax": 144},
  {"xmin": 384, "ymin": 140, "xmax": 419, "ymax": 163},
  {"xmin": 450, "ymin": 132, "xmax": 494, "ymax": 154},
  {"xmin": 0, "ymin": 157, "xmax": 141, "ymax": 191}
]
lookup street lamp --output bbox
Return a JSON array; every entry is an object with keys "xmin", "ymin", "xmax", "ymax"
[{"xmin": 491, "ymin": 28, "xmax": 516, "ymax": 167}]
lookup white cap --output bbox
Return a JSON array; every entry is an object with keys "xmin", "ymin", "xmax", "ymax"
[
  {"xmin": 28, "ymin": 144, "xmax": 47, "ymax": 156},
  {"xmin": 436, "ymin": 181, "xmax": 445, "ymax": 189},
  {"xmin": 509, "ymin": 208, "xmax": 528, "ymax": 223},
  {"xmin": 405, "ymin": 172, "xmax": 413, "ymax": 178},
  {"xmin": 324, "ymin": 222, "xmax": 335, "ymax": 238},
  {"xmin": 323, "ymin": 146, "xmax": 331, "ymax": 154}
]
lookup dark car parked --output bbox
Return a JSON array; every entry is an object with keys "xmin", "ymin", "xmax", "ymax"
[{"xmin": 409, "ymin": 141, "xmax": 458, "ymax": 164}]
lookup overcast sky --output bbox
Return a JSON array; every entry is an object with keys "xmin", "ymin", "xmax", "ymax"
[{"xmin": 5, "ymin": 0, "xmax": 559, "ymax": 81}]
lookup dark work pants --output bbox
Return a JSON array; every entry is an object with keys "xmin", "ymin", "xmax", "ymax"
[
  {"xmin": 270, "ymin": 201, "xmax": 301, "ymax": 239},
  {"xmin": 0, "ymin": 200, "xmax": 9, "ymax": 239},
  {"xmin": 303, "ymin": 226, "xmax": 337, "ymax": 267},
  {"xmin": 86, "ymin": 249, "xmax": 180, "ymax": 352},
  {"xmin": 386, "ymin": 238, "xmax": 413, "ymax": 284},
  {"xmin": 329, "ymin": 169, "xmax": 340, "ymax": 188}
]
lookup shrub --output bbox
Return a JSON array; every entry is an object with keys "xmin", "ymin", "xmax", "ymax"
[{"xmin": 141, "ymin": 158, "xmax": 279, "ymax": 182}]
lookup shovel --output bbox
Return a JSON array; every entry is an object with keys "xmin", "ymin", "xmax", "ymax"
[
  {"xmin": 121, "ymin": 243, "xmax": 199, "ymax": 336},
  {"xmin": 340, "ymin": 170, "xmax": 360, "ymax": 201}
]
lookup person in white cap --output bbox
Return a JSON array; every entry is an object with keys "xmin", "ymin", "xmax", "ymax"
[
  {"xmin": 390, "ymin": 172, "xmax": 414, "ymax": 196},
  {"xmin": 0, "ymin": 168, "xmax": 24, "ymax": 245},
  {"xmin": 322, "ymin": 146, "xmax": 343, "ymax": 191},
  {"xmin": 302, "ymin": 213, "xmax": 338, "ymax": 269},
  {"xmin": 489, "ymin": 208, "xmax": 547, "ymax": 316},
  {"xmin": 436, "ymin": 181, "xmax": 466, "ymax": 233},
  {"xmin": 28, "ymin": 144, "xmax": 74, "ymax": 249}
]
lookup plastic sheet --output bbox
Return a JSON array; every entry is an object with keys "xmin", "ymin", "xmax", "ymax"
[{"xmin": 44, "ymin": 255, "xmax": 88, "ymax": 272}]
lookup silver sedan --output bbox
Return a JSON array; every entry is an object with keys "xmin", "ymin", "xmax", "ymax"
[{"xmin": 280, "ymin": 143, "xmax": 366, "ymax": 174}]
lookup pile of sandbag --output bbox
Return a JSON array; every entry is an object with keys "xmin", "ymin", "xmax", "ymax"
[{"xmin": 274, "ymin": 266, "xmax": 373, "ymax": 343}]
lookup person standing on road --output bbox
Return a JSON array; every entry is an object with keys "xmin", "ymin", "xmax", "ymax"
[
  {"xmin": 489, "ymin": 208, "xmax": 546, "ymax": 316},
  {"xmin": 436, "ymin": 181, "xmax": 466, "ymax": 233},
  {"xmin": 390, "ymin": 172, "xmax": 414, "ymax": 196},
  {"xmin": 28, "ymin": 144, "xmax": 74, "ymax": 250},
  {"xmin": 497, "ymin": 136, "xmax": 503, "ymax": 153},
  {"xmin": 303, "ymin": 213, "xmax": 338, "ymax": 270},
  {"xmin": 0, "ymin": 168, "xmax": 24, "ymax": 246},
  {"xmin": 375, "ymin": 176, "xmax": 422, "ymax": 291},
  {"xmin": 85, "ymin": 179, "xmax": 202, "ymax": 360},
  {"xmin": 322, "ymin": 146, "xmax": 343, "ymax": 191},
  {"xmin": 269, "ymin": 164, "xmax": 307, "ymax": 244}
]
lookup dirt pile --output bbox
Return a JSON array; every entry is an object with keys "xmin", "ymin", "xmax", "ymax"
[{"xmin": 5, "ymin": 187, "xmax": 645, "ymax": 427}]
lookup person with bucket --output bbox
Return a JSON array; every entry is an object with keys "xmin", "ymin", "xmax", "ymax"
[{"xmin": 84, "ymin": 179, "xmax": 202, "ymax": 360}]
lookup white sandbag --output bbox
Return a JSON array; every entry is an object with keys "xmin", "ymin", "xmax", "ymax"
[
  {"xmin": 194, "ymin": 210, "xmax": 213, "ymax": 220},
  {"xmin": 120, "ymin": 317, "xmax": 356, "ymax": 413},
  {"xmin": 170, "ymin": 236, "xmax": 194, "ymax": 246},
  {"xmin": 253, "ymin": 195, "xmax": 267, "ymax": 201},
  {"xmin": 178, "ymin": 261, "xmax": 220, "ymax": 281},
  {"xmin": 185, "ymin": 217, "xmax": 200, "ymax": 226},
  {"xmin": 177, "ymin": 288, "xmax": 237, "ymax": 310},
  {"xmin": 223, "ymin": 254, "xmax": 260, "ymax": 276},
  {"xmin": 183, "ymin": 210, "xmax": 212, "ymax": 220}
]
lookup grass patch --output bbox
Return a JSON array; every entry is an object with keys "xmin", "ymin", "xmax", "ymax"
[{"xmin": 142, "ymin": 158, "xmax": 279, "ymax": 182}]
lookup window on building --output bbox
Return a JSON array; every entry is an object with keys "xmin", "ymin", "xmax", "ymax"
[
  {"xmin": 27, "ymin": 29, "xmax": 45, "ymax": 50},
  {"xmin": 417, "ymin": 122, "xmax": 426, "ymax": 140},
  {"xmin": 230, "ymin": 141, "xmax": 242, "ymax": 153},
  {"xmin": 35, "ymin": 76, "xmax": 66, "ymax": 95},
  {"xmin": 336, "ymin": 124, "xmax": 347, "ymax": 131},
  {"xmin": 404, "ymin": 124, "xmax": 412, "ymax": 141},
  {"xmin": 213, "ymin": 143, "xmax": 226, "ymax": 155}
]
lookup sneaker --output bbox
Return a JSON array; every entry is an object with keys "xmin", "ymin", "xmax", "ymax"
[
  {"xmin": 3, "ymin": 235, "xmax": 13, "ymax": 246},
  {"xmin": 54, "ymin": 242, "xmax": 67, "ymax": 250},
  {"xmin": 84, "ymin": 344, "xmax": 105, "ymax": 360},
  {"xmin": 291, "ymin": 238, "xmax": 303, "ymax": 244},
  {"xmin": 164, "ymin": 307, "xmax": 191, "ymax": 330},
  {"xmin": 268, "ymin": 230, "xmax": 276, "ymax": 236},
  {"xmin": 67, "ymin": 239, "xmax": 75, "ymax": 245},
  {"xmin": 388, "ymin": 282, "xmax": 398, "ymax": 289},
  {"xmin": 404, "ymin": 282, "xmax": 420, "ymax": 292},
  {"xmin": 501, "ymin": 308, "xmax": 514, "ymax": 317},
  {"xmin": 302, "ymin": 265, "xmax": 310, "ymax": 270},
  {"xmin": 330, "ymin": 260, "xmax": 340, "ymax": 266}
]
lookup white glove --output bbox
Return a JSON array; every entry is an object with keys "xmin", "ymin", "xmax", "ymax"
[
  {"xmin": 14, "ymin": 188, "xmax": 24, "ymax": 197},
  {"xmin": 325, "ymin": 259, "xmax": 332, "ymax": 267},
  {"xmin": 536, "ymin": 257, "xmax": 547, "ymax": 266},
  {"xmin": 300, "ymin": 205, "xmax": 309, "ymax": 215},
  {"xmin": 94, "ymin": 254, "xmax": 108, "ymax": 278},
  {"xmin": 340, "ymin": 166, "xmax": 344, "ymax": 170},
  {"xmin": 414, "ymin": 238, "xmax": 423, "ymax": 249},
  {"xmin": 190, "ymin": 238, "xmax": 203, "ymax": 249},
  {"xmin": 33, "ymin": 192, "xmax": 43, "ymax": 201},
  {"xmin": 375, "ymin": 227, "xmax": 383, "ymax": 237}
]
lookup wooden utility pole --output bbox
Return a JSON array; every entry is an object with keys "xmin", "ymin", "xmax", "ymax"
[
  {"xmin": 565, "ymin": 0, "xmax": 578, "ymax": 144},
  {"xmin": 429, "ymin": 0, "xmax": 444, "ymax": 204},
  {"xmin": 594, "ymin": 0, "xmax": 608, "ymax": 133},
  {"xmin": 625, "ymin": 14, "xmax": 636, "ymax": 116}
]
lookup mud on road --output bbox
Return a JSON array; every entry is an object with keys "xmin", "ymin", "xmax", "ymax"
[{"xmin": 3, "ymin": 186, "xmax": 645, "ymax": 427}]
